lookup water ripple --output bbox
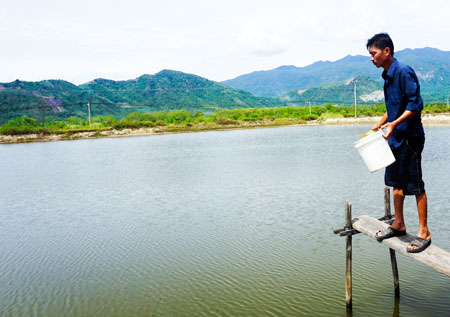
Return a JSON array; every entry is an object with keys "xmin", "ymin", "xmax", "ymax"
[{"xmin": 0, "ymin": 126, "xmax": 449, "ymax": 316}]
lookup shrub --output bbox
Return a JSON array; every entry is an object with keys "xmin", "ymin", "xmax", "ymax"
[
  {"xmin": 215, "ymin": 118, "xmax": 238, "ymax": 125},
  {"xmin": 302, "ymin": 114, "xmax": 319, "ymax": 121},
  {"xmin": 0, "ymin": 116, "xmax": 47, "ymax": 135}
]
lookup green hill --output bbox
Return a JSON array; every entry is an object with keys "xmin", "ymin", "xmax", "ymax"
[
  {"xmin": 0, "ymin": 79, "xmax": 127, "ymax": 124},
  {"xmin": 79, "ymin": 70, "xmax": 279, "ymax": 111},
  {"xmin": 0, "ymin": 70, "xmax": 281, "ymax": 124},
  {"xmin": 281, "ymin": 76, "xmax": 384, "ymax": 106}
]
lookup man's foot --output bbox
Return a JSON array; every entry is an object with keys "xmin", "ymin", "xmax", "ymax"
[
  {"xmin": 407, "ymin": 237, "xmax": 431, "ymax": 253},
  {"xmin": 375, "ymin": 226, "xmax": 407, "ymax": 242}
]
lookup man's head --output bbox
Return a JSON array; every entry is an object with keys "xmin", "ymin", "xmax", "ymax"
[{"xmin": 367, "ymin": 33, "xmax": 395, "ymax": 70}]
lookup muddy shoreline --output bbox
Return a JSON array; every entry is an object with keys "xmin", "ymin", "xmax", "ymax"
[{"xmin": 1, "ymin": 115, "xmax": 449, "ymax": 144}]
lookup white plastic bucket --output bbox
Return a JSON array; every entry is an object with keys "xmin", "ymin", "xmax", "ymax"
[{"xmin": 354, "ymin": 130, "xmax": 396, "ymax": 172}]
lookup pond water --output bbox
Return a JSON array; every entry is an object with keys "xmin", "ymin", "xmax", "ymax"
[{"xmin": 0, "ymin": 125, "xmax": 449, "ymax": 316}]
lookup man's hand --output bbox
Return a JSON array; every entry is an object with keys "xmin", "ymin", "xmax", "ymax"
[
  {"xmin": 380, "ymin": 110, "xmax": 417, "ymax": 140},
  {"xmin": 372, "ymin": 122, "xmax": 382, "ymax": 131},
  {"xmin": 373, "ymin": 112, "xmax": 388, "ymax": 131},
  {"xmin": 381, "ymin": 122, "xmax": 395, "ymax": 139}
]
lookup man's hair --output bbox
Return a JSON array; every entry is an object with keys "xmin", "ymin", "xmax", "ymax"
[{"xmin": 366, "ymin": 33, "xmax": 394, "ymax": 56}]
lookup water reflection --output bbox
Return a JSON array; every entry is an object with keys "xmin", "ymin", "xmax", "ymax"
[
  {"xmin": 392, "ymin": 297, "xmax": 400, "ymax": 317},
  {"xmin": 346, "ymin": 297, "xmax": 399, "ymax": 317}
]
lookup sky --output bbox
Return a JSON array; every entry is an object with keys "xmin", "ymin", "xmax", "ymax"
[{"xmin": 1, "ymin": 0, "xmax": 449, "ymax": 85}]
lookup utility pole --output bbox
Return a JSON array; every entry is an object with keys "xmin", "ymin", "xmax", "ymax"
[
  {"xmin": 37, "ymin": 100, "xmax": 48, "ymax": 127},
  {"xmin": 353, "ymin": 80, "xmax": 357, "ymax": 118},
  {"xmin": 39, "ymin": 106, "xmax": 46, "ymax": 127},
  {"xmin": 447, "ymin": 97, "xmax": 449, "ymax": 108},
  {"xmin": 309, "ymin": 100, "xmax": 311, "ymax": 115},
  {"xmin": 87, "ymin": 102, "xmax": 92, "ymax": 127}
]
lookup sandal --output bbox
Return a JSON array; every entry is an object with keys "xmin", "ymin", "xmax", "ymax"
[
  {"xmin": 407, "ymin": 237, "xmax": 431, "ymax": 253},
  {"xmin": 375, "ymin": 226, "xmax": 406, "ymax": 242}
]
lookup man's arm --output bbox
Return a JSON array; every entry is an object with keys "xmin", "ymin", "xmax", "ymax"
[
  {"xmin": 381, "ymin": 110, "xmax": 417, "ymax": 139},
  {"xmin": 372, "ymin": 112, "xmax": 388, "ymax": 131}
]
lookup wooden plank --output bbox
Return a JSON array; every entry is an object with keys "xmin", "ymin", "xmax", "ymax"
[{"xmin": 352, "ymin": 215, "xmax": 450, "ymax": 277}]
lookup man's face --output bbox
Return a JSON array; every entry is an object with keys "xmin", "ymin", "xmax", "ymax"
[{"xmin": 369, "ymin": 45, "xmax": 389, "ymax": 68}]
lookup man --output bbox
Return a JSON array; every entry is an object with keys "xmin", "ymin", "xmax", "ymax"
[{"xmin": 367, "ymin": 33, "xmax": 431, "ymax": 253}]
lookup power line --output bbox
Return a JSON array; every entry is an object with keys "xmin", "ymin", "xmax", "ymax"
[
  {"xmin": 5, "ymin": 100, "xmax": 448, "ymax": 113},
  {"xmin": 5, "ymin": 97, "xmax": 449, "ymax": 108}
]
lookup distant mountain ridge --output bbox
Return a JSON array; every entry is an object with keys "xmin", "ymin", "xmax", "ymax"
[
  {"xmin": 0, "ymin": 70, "xmax": 281, "ymax": 124},
  {"xmin": 222, "ymin": 47, "xmax": 450, "ymax": 100},
  {"xmin": 1, "ymin": 48, "xmax": 449, "ymax": 125},
  {"xmin": 281, "ymin": 75, "xmax": 384, "ymax": 106}
]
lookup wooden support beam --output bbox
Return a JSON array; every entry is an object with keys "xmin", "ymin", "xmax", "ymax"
[
  {"xmin": 345, "ymin": 201, "xmax": 352, "ymax": 311},
  {"xmin": 384, "ymin": 187, "xmax": 400, "ymax": 298},
  {"xmin": 384, "ymin": 187, "xmax": 391, "ymax": 219},
  {"xmin": 389, "ymin": 248, "xmax": 400, "ymax": 297},
  {"xmin": 352, "ymin": 215, "xmax": 450, "ymax": 276}
]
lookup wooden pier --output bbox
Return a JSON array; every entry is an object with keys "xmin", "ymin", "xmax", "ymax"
[
  {"xmin": 351, "ymin": 215, "xmax": 450, "ymax": 276},
  {"xmin": 334, "ymin": 187, "xmax": 450, "ymax": 311}
]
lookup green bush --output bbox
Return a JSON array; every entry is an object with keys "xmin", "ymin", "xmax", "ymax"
[
  {"xmin": 215, "ymin": 118, "xmax": 238, "ymax": 125},
  {"xmin": 301, "ymin": 114, "xmax": 319, "ymax": 121},
  {"xmin": 0, "ymin": 116, "xmax": 50, "ymax": 135},
  {"xmin": 0, "ymin": 125, "xmax": 50, "ymax": 135},
  {"xmin": 2, "ymin": 103, "xmax": 448, "ymax": 136},
  {"xmin": 424, "ymin": 103, "xmax": 448, "ymax": 114},
  {"xmin": 155, "ymin": 120, "xmax": 166, "ymax": 126},
  {"xmin": 93, "ymin": 115, "xmax": 118, "ymax": 126}
]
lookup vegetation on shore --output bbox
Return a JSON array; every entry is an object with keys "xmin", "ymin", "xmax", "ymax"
[{"xmin": 1, "ymin": 103, "xmax": 449, "ymax": 136}]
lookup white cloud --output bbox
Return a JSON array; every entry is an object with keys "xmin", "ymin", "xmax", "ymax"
[
  {"xmin": 237, "ymin": 18, "xmax": 289, "ymax": 56},
  {"xmin": 0, "ymin": 0, "xmax": 449, "ymax": 84}
]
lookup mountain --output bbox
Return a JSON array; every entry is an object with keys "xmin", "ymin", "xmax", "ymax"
[
  {"xmin": 0, "ymin": 79, "xmax": 121, "ymax": 124},
  {"xmin": 0, "ymin": 70, "xmax": 281, "ymax": 124},
  {"xmin": 222, "ymin": 48, "xmax": 450, "ymax": 101},
  {"xmin": 281, "ymin": 75, "xmax": 384, "ymax": 106},
  {"xmin": 79, "ymin": 70, "xmax": 278, "ymax": 110}
]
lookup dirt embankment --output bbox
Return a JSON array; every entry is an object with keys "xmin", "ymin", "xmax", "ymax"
[{"xmin": 1, "ymin": 115, "xmax": 449, "ymax": 144}]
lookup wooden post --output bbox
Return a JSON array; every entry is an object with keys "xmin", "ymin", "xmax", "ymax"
[
  {"xmin": 389, "ymin": 249, "xmax": 400, "ymax": 298},
  {"xmin": 353, "ymin": 80, "xmax": 357, "ymax": 118},
  {"xmin": 345, "ymin": 201, "xmax": 352, "ymax": 311},
  {"xmin": 384, "ymin": 187, "xmax": 391, "ymax": 219},
  {"xmin": 385, "ymin": 187, "xmax": 400, "ymax": 298}
]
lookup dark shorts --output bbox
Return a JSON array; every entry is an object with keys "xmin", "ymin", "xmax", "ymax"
[{"xmin": 385, "ymin": 135, "xmax": 425, "ymax": 195}]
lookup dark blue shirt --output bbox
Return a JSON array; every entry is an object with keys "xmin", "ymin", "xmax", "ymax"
[{"xmin": 382, "ymin": 59, "xmax": 424, "ymax": 149}]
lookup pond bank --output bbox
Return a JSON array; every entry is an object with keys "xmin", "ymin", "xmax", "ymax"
[{"xmin": 1, "ymin": 114, "xmax": 449, "ymax": 144}]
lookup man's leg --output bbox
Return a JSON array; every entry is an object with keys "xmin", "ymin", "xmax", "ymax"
[
  {"xmin": 408, "ymin": 192, "xmax": 431, "ymax": 251},
  {"xmin": 391, "ymin": 187, "xmax": 406, "ymax": 231},
  {"xmin": 377, "ymin": 187, "xmax": 406, "ymax": 239}
]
